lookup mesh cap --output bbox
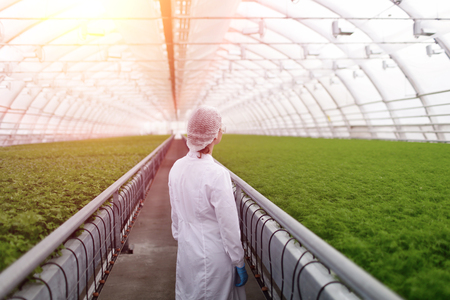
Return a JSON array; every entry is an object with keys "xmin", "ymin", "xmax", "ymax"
[{"xmin": 187, "ymin": 106, "xmax": 222, "ymax": 152}]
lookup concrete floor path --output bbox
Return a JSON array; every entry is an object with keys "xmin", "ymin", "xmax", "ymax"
[{"xmin": 100, "ymin": 138, "xmax": 265, "ymax": 300}]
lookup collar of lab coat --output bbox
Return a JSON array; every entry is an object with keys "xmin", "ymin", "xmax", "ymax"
[{"xmin": 187, "ymin": 150, "xmax": 214, "ymax": 161}]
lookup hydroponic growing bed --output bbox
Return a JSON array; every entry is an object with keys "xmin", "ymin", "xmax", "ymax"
[
  {"xmin": 214, "ymin": 135, "xmax": 450, "ymax": 300},
  {"xmin": 0, "ymin": 135, "xmax": 169, "ymax": 272}
]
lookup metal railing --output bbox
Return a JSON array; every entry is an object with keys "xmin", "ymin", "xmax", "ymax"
[
  {"xmin": 0, "ymin": 135, "xmax": 174, "ymax": 300},
  {"xmin": 213, "ymin": 160, "xmax": 404, "ymax": 300}
]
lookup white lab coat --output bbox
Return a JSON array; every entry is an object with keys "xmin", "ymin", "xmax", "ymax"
[{"xmin": 168, "ymin": 150, "xmax": 246, "ymax": 300}]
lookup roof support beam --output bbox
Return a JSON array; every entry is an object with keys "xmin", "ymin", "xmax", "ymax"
[{"xmin": 159, "ymin": 0, "xmax": 178, "ymax": 120}]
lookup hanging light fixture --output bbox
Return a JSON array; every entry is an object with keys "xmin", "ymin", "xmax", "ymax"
[
  {"xmin": 0, "ymin": 63, "xmax": 12, "ymax": 76},
  {"xmin": 0, "ymin": 81, "xmax": 11, "ymax": 90},
  {"xmin": 333, "ymin": 61, "xmax": 346, "ymax": 70},
  {"xmin": 382, "ymin": 60, "xmax": 397, "ymax": 69},
  {"xmin": 332, "ymin": 21, "xmax": 355, "ymax": 38},
  {"xmin": 242, "ymin": 19, "xmax": 266, "ymax": 39},
  {"xmin": 426, "ymin": 44, "xmax": 444, "ymax": 57},
  {"xmin": 303, "ymin": 46, "xmax": 320, "ymax": 58},
  {"xmin": 22, "ymin": 46, "xmax": 45, "ymax": 62},
  {"xmin": 79, "ymin": 21, "xmax": 105, "ymax": 40},
  {"xmin": 365, "ymin": 45, "xmax": 383, "ymax": 57},
  {"xmin": 330, "ymin": 76, "xmax": 340, "ymax": 85},
  {"xmin": 353, "ymin": 70, "xmax": 364, "ymax": 78},
  {"xmin": 413, "ymin": 21, "xmax": 436, "ymax": 38}
]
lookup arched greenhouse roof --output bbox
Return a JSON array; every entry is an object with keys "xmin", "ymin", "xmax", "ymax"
[{"xmin": 1, "ymin": 0, "xmax": 449, "ymax": 145}]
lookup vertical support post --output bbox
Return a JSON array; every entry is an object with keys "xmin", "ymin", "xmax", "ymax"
[
  {"xmin": 113, "ymin": 190, "xmax": 121, "ymax": 249},
  {"xmin": 140, "ymin": 167, "xmax": 145, "ymax": 201},
  {"xmin": 235, "ymin": 185, "xmax": 242, "ymax": 206},
  {"xmin": 234, "ymin": 184, "xmax": 245, "ymax": 245},
  {"xmin": 147, "ymin": 162, "xmax": 154, "ymax": 192}
]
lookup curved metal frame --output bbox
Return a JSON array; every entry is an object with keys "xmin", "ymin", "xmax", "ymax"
[{"xmin": 1, "ymin": 0, "xmax": 450, "ymax": 143}]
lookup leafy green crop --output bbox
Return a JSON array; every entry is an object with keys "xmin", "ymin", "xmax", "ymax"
[
  {"xmin": 0, "ymin": 135, "xmax": 169, "ymax": 271},
  {"xmin": 214, "ymin": 135, "xmax": 450, "ymax": 300}
]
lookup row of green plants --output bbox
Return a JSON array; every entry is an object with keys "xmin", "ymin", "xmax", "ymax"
[
  {"xmin": 214, "ymin": 135, "xmax": 450, "ymax": 300},
  {"xmin": 0, "ymin": 135, "xmax": 169, "ymax": 272}
]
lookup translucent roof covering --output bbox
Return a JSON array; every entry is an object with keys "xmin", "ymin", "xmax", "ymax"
[{"xmin": 1, "ymin": 0, "xmax": 449, "ymax": 145}]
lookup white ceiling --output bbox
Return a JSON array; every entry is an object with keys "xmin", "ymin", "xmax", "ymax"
[{"xmin": 1, "ymin": 0, "xmax": 450, "ymax": 145}]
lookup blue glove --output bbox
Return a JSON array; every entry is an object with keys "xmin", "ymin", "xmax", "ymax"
[{"xmin": 235, "ymin": 265, "xmax": 248, "ymax": 287}]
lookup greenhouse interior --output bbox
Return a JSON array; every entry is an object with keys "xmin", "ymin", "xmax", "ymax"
[{"xmin": 0, "ymin": 0, "xmax": 449, "ymax": 300}]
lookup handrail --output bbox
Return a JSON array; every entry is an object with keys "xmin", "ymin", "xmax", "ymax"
[
  {"xmin": 216, "ymin": 161, "xmax": 403, "ymax": 300},
  {"xmin": 0, "ymin": 135, "xmax": 174, "ymax": 299}
]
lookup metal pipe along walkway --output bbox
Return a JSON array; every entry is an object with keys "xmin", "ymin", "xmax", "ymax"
[{"xmin": 99, "ymin": 138, "xmax": 265, "ymax": 300}]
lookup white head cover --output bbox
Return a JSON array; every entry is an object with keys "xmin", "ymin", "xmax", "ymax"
[{"xmin": 187, "ymin": 105, "xmax": 222, "ymax": 152}]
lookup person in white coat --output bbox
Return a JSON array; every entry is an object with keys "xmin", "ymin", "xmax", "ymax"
[{"xmin": 168, "ymin": 106, "xmax": 248, "ymax": 300}]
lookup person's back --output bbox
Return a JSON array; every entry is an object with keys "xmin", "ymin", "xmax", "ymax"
[
  {"xmin": 169, "ymin": 151, "xmax": 229, "ymax": 230},
  {"xmin": 168, "ymin": 106, "xmax": 248, "ymax": 300}
]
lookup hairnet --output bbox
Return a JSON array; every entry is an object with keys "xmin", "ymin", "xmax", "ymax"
[{"xmin": 187, "ymin": 106, "xmax": 222, "ymax": 152}]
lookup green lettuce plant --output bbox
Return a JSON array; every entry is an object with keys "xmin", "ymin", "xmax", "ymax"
[
  {"xmin": 214, "ymin": 135, "xmax": 450, "ymax": 300},
  {"xmin": 0, "ymin": 135, "xmax": 169, "ymax": 271}
]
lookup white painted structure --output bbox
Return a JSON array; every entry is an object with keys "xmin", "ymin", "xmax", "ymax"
[{"xmin": 1, "ymin": 0, "xmax": 450, "ymax": 145}]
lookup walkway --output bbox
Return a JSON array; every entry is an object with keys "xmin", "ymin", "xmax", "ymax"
[{"xmin": 100, "ymin": 138, "xmax": 265, "ymax": 300}]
